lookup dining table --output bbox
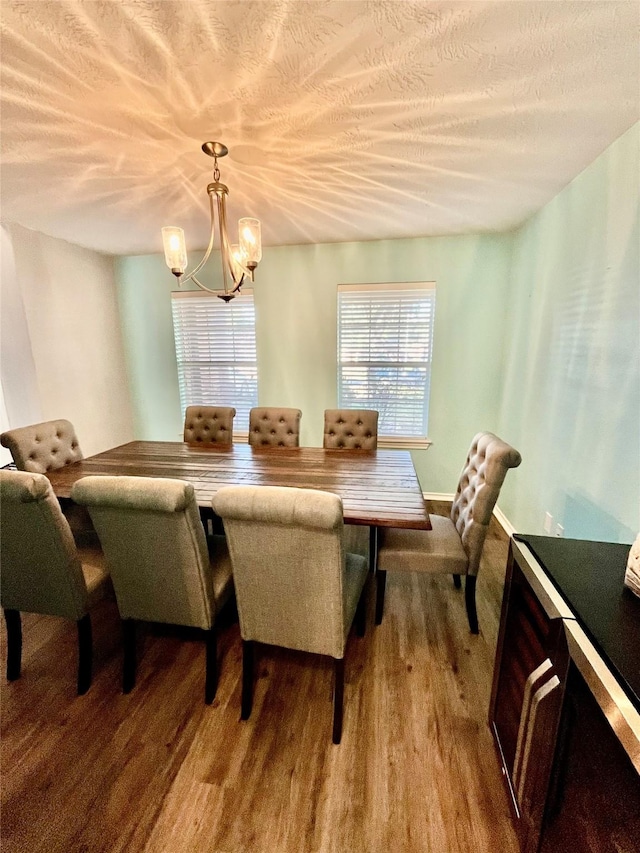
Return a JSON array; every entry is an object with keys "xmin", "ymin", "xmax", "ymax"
[{"xmin": 46, "ymin": 440, "xmax": 431, "ymax": 564}]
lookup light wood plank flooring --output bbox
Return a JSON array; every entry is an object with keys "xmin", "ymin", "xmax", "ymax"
[{"xmin": 1, "ymin": 505, "xmax": 519, "ymax": 853}]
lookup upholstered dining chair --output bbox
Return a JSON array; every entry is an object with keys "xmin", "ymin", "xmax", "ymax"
[
  {"xmin": 323, "ymin": 409, "xmax": 379, "ymax": 451},
  {"xmin": 0, "ymin": 419, "xmax": 95, "ymax": 546},
  {"xmin": 0, "ymin": 419, "xmax": 84, "ymax": 472},
  {"xmin": 0, "ymin": 469, "xmax": 111, "ymax": 694},
  {"xmin": 375, "ymin": 432, "xmax": 522, "ymax": 634},
  {"xmin": 72, "ymin": 475, "xmax": 234, "ymax": 704},
  {"xmin": 213, "ymin": 485, "xmax": 369, "ymax": 744},
  {"xmin": 248, "ymin": 407, "xmax": 302, "ymax": 447},
  {"xmin": 183, "ymin": 406, "xmax": 236, "ymax": 445},
  {"xmin": 323, "ymin": 409, "xmax": 379, "ymax": 564}
]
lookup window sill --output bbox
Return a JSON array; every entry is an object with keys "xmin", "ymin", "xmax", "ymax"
[{"xmin": 378, "ymin": 436, "xmax": 432, "ymax": 450}]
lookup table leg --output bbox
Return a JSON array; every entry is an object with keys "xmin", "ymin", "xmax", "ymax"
[{"xmin": 369, "ymin": 525, "xmax": 378, "ymax": 574}]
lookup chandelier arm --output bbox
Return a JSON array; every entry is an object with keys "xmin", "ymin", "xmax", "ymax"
[
  {"xmin": 216, "ymin": 192, "xmax": 233, "ymax": 293},
  {"xmin": 181, "ymin": 190, "xmax": 245, "ymax": 296},
  {"xmin": 216, "ymin": 189, "xmax": 252, "ymax": 284},
  {"xmin": 190, "ymin": 274, "xmax": 221, "ymax": 295},
  {"xmin": 229, "ymin": 273, "xmax": 245, "ymax": 293},
  {"xmin": 181, "ymin": 193, "xmax": 218, "ymax": 285}
]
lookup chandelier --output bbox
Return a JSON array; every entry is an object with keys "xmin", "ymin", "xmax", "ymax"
[{"xmin": 161, "ymin": 142, "xmax": 262, "ymax": 302}]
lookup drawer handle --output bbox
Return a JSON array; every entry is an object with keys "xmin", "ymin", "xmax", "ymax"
[
  {"xmin": 516, "ymin": 673, "xmax": 562, "ymax": 810},
  {"xmin": 513, "ymin": 658, "xmax": 554, "ymax": 791}
]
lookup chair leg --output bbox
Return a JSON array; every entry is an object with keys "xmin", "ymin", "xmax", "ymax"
[
  {"xmin": 355, "ymin": 581, "xmax": 367, "ymax": 638},
  {"xmin": 453, "ymin": 574, "xmax": 462, "ymax": 589},
  {"xmin": 241, "ymin": 640, "xmax": 254, "ymax": 720},
  {"xmin": 76, "ymin": 614, "xmax": 93, "ymax": 695},
  {"xmin": 332, "ymin": 657, "xmax": 345, "ymax": 745},
  {"xmin": 122, "ymin": 619, "xmax": 137, "ymax": 694},
  {"xmin": 375, "ymin": 570, "xmax": 387, "ymax": 625},
  {"xmin": 205, "ymin": 627, "xmax": 218, "ymax": 705},
  {"xmin": 465, "ymin": 575, "xmax": 479, "ymax": 634},
  {"xmin": 4, "ymin": 609, "xmax": 22, "ymax": 681}
]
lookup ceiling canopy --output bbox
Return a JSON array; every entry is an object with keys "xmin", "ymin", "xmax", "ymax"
[{"xmin": 0, "ymin": 0, "xmax": 637, "ymax": 255}]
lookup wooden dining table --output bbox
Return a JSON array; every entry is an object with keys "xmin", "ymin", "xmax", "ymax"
[{"xmin": 45, "ymin": 440, "xmax": 431, "ymax": 531}]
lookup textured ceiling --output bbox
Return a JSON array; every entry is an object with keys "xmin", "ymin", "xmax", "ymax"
[{"xmin": 0, "ymin": 0, "xmax": 638, "ymax": 256}]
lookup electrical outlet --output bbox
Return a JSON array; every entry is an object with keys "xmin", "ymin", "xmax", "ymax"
[
  {"xmin": 543, "ymin": 512, "xmax": 553, "ymax": 534},
  {"xmin": 555, "ymin": 523, "xmax": 564, "ymax": 538}
]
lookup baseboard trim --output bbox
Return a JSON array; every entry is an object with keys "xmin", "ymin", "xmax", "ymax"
[
  {"xmin": 492, "ymin": 505, "xmax": 517, "ymax": 538},
  {"xmin": 422, "ymin": 492, "xmax": 455, "ymax": 501},
  {"xmin": 422, "ymin": 491, "xmax": 517, "ymax": 538}
]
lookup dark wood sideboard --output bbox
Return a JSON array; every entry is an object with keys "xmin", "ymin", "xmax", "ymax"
[{"xmin": 490, "ymin": 535, "xmax": 640, "ymax": 853}]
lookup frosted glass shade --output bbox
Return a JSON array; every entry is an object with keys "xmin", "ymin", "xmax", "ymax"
[
  {"xmin": 238, "ymin": 218, "xmax": 262, "ymax": 266},
  {"xmin": 230, "ymin": 243, "xmax": 247, "ymax": 279},
  {"xmin": 162, "ymin": 226, "xmax": 187, "ymax": 274}
]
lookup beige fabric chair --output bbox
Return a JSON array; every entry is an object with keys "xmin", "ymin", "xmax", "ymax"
[
  {"xmin": 376, "ymin": 432, "xmax": 522, "ymax": 633},
  {"xmin": 0, "ymin": 419, "xmax": 84, "ymax": 471},
  {"xmin": 213, "ymin": 485, "xmax": 369, "ymax": 744},
  {"xmin": 323, "ymin": 409, "xmax": 379, "ymax": 451},
  {"xmin": 72, "ymin": 475, "xmax": 234, "ymax": 703},
  {"xmin": 0, "ymin": 469, "xmax": 110, "ymax": 694},
  {"xmin": 248, "ymin": 407, "xmax": 302, "ymax": 447},
  {"xmin": 0, "ymin": 418, "xmax": 95, "ymax": 546},
  {"xmin": 323, "ymin": 409, "xmax": 379, "ymax": 564},
  {"xmin": 183, "ymin": 406, "xmax": 236, "ymax": 445}
]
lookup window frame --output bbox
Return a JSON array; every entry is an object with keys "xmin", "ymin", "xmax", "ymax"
[{"xmin": 337, "ymin": 282, "xmax": 435, "ymax": 449}]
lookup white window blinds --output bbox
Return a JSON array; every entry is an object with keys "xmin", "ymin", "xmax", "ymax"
[
  {"xmin": 171, "ymin": 291, "xmax": 258, "ymax": 432},
  {"xmin": 337, "ymin": 283, "xmax": 436, "ymax": 438}
]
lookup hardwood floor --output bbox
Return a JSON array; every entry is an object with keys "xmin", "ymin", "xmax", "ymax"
[{"xmin": 1, "ymin": 506, "xmax": 519, "ymax": 853}]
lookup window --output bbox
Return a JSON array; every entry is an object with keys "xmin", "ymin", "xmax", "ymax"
[
  {"xmin": 337, "ymin": 282, "xmax": 435, "ymax": 443},
  {"xmin": 171, "ymin": 290, "xmax": 258, "ymax": 432}
]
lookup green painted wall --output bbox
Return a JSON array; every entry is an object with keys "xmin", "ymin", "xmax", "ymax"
[
  {"xmin": 115, "ymin": 257, "xmax": 183, "ymax": 441},
  {"xmin": 116, "ymin": 232, "xmax": 513, "ymax": 491},
  {"xmin": 115, "ymin": 123, "xmax": 639, "ymax": 543},
  {"xmin": 497, "ymin": 123, "xmax": 639, "ymax": 543}
]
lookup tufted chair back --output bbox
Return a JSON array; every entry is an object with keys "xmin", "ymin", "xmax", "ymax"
[
  {"xmin": 183, "ymin": 406, "xmax": 236, "ymax": 445},
  {"xmin": 451, "ymin": 432, "xmax": 522, "ymax": 576},
  {"xmin": 323, "ymin": 409, "xmax": 378, "ymax": 450},
  {"xmin": 1, "ymin": 419, "xmax": 83, "ymax": 473},
  {"xmin": 248, "ymin": 407, "xmax": 302, "ymax": 448},
  {"xmin": 0, "ymin": 470, "xmax": 89, "ymax": 620},
  {"xmin": 72, "ymin": 476, "xmax": 218, "ymax": 630}
]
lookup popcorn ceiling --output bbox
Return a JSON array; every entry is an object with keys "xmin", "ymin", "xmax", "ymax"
[{"xmin": 0, "ymin": 0, "xmax": 637, "ymax": 255}]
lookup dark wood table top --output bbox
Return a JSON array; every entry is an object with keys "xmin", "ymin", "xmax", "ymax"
[{"xmin": 46, "ymin": 440, "xmax": 431, "ymax": 529}]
